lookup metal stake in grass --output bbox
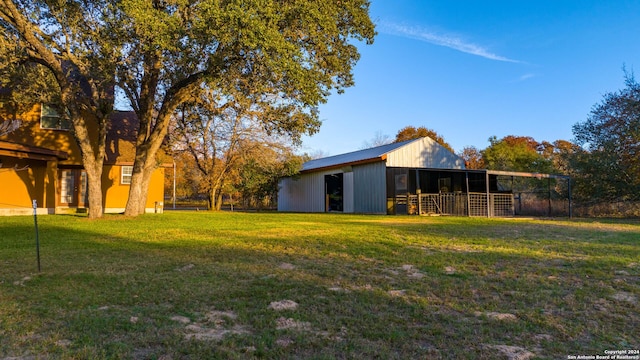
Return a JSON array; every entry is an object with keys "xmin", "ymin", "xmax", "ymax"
[{"xmin": 32, "ymin": 199, "xmax": 41, "ymax": 272}]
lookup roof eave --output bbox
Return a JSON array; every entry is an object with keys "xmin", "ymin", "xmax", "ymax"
[
  {"xmin": 0, "ymin": 141, "xmax": 69, "ymax": 161},
  {"xmin": 300, "ymin": 154, "xmax": 387, "ymax": 174}
]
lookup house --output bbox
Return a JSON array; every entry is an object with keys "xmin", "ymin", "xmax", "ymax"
[
  {"xmin": 278, "ymin": 137, "xmax": 571, "ymax": 216},
  {"xmin": 0, "ymin": 100, "xmax": 168, "ymax": 216}
]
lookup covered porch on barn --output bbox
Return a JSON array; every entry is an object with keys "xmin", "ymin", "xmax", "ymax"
[{"xmin": 386, "ymin": 167, "xmax": 571, "ymax": 217}]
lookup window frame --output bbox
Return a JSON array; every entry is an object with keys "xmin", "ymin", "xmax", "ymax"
[
  {"xmin": 40, "ymin": 104, "xmax": 71, "ymax": 130},
  {"xmin": 120, "ymin": 165, "xmax": 133, "ymax": 185}
]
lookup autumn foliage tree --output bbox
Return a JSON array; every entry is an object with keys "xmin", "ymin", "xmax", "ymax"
[
  {"xmin": 394, "ymin": 125, "xmax": 455, "ymax": 153},
  {"xmin": 171, "ymin": 81, "xmax": 286, "ymax": 211},
  {"xmin": 481, "ymin": 135, "xmax": 554, "ymax": 173},
  {"xmin": 459, "ymin": 146, "xmax": 485, "ymax": 169},
  {"xmin": 236, "ymin": 141, "xmax": 306, "ymax": 209},
  {"xmin": 571, "ymin": 71, "xmax": 640, "ymax": 201}
]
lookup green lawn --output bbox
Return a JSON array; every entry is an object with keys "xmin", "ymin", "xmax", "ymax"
[{"xmin": 1, "ymin": 212, "xmax": 638, "ymax": 359}]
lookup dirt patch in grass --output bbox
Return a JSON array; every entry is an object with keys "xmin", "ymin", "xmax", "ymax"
[
  {"xmin": 275, "ymin": 317, "xmax": 312, "ymax": 331},
  {"xmin": 475, "ymin": 311, "xmax": 518, "ymax": 321},
  {"xmin": 268, "ymin": 300, "xmax": 299, "ymax": 311},
  {"xmin": 175, "ymin": 310, "xmax": 251, "ymax": 341},
  {"xmin": 401, "ymin": 264, "xmax": 425, "ymax": 279},
  {"xmin": 276, "ymin": 337, "xmax": 295, "ymax": 347},
  {"xmin": 533, "ymin": 334, "xmax": 553, "ymax": 342},
  {"xmin": 388, "ymin": 289, "xmax": 407, "ymax": 297},
  {"xmin": 185, "ymin": 323, "xmax": 250, "ymax": 341},
  {"xmin": 205, "ymin": 310, "xmax": 238, "ymax": 324},
  {"xmin": 328, "ymin": 286, "xmax": 347, "ymax": 292},
  {"xmin": 12, "ymin": 276, "xmax": 31, "ymax": 286},
  {"xmin": 176, "ymin": 263, "xmax": 195, "ymax": 272},
  {"xmin": 170, "ymin": 315, "xmax": 191, "ymax": 324},
  {"xmin": 484, "ymin": 344, "xmax": 536, "ymax": 360},
  {"xmin": 279, "ymin": 262, "xmax": 296, "ymax": 270},
  {"xmin": 611, "ymin": 291, "xmax": 638, "ymax": 304}
]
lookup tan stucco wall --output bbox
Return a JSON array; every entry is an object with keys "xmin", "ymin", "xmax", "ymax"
[
  {"xmin": 0, "ymin": 157, "xmax": 57, "ymax": 215},
  {"xmin": 0, "ymin": 104, "xmax": 86, "ymax": 165},
  {"xmin": 103, "ymin": 165, "xmax": 166, "ymax": 210}
]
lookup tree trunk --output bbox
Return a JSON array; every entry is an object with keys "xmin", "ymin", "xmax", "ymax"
[
  {"xmin": 206, "ymin": 178, "xmax": 225, "ymax": 211},
  {"xmin": 84, "ymin": 160, "xmax": 104, "ymax": 219},
  {"xmin": 137, "ymin": 164, "xmax": 155, "ymax": 214},
  {"xmin": 207, "ymin": 190, "xmax": 215, "ymax": 211},
  {"xmin": 215, "ymin": 190, "xmax": 223, "ymax": 211},
  {"xmin": 207, "ymin": 184, "xmax": 218, "ymax": 211},
  {"xmin": 71, "ymin": 111, "xmax": 107, "ymax": 219},
  {"xmin": 124, "ymin": 146, "xmax": 158, "ymax": 216}
]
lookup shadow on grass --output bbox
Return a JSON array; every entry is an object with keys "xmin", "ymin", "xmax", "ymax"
[{"xmin": 0, "ymin": 212, "xmax": 638, "ymax": 358}]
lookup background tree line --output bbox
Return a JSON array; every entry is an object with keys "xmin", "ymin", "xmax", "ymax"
[{"xmin": 373, "ymin": 71, "xmax": 640, "ymax": 216}]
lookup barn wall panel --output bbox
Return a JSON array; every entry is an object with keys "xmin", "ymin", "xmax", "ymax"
[
  {"xmin": 386, "ymin": 138, "xmax": 465, "ymax": 169},
  {"xmin": 343, "ymin": 171, "xmax": 354, "ymax": 213},
  {"xmin": 353, "ymin": 161, "xmax": 387, "ymax": 214},
  {"xmin": 279, "ymin": 169, "xmax": 346, "ymax": 212}
]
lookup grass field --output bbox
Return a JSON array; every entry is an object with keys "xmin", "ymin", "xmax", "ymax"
[{"xmin": 1, "ymin": 212, "xmax": 638, "ymax": 359}]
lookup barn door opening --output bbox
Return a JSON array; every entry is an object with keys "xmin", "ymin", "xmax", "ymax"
[{"xmin": 325, "ymin": 173, "xmax": 343, "ymax": 212}]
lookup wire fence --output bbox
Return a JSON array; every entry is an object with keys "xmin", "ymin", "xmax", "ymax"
[{"xmin": 407, "ymin": 193, "xmax": 516, "ymax": 217}]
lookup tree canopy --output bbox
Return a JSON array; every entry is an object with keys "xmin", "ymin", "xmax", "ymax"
[
  {"xmin": 1, "ymin": 0, "xmax": 376, "ymax": 217},
  {"xmin": 1, "ymin": 0, "xmax": 121, "ymax": 218},
  {"xmin": 394, "ymin": 125, "xmax": 455, "ymax": 153},
  {"xmin": 571, "ymin": 71, "xmax": 640, "ymax": 200},
  {"xmin": 115, "ymin": 0, "xmax": 376, "ymax": 215},
  {"xmin": 458, "ymin": 146, "xmax": 484, "ymax": 169},
  {"xmin": 481, "ymin": 135, "xmax": 554, "ymax": 173}
]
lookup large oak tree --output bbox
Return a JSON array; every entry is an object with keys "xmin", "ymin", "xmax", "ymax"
[
  {"xmin": 115, "ymin": 0, "xmax": 375, "ymax": 215},
  {"xmin": 1, "ymin": 0, "xmax": 375, "ymax": 217},
  {"xmin": 1, "ymin": 0, "xmax": 118, "ymax": 218}
]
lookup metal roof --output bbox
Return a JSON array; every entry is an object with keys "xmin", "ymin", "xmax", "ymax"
[{"xmin": 301, "ymin": 138, "xmax": 419, "ymax": 172}]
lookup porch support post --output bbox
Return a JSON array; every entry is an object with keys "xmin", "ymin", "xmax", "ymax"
[
  {"xmin": 485, "ymin": 171, "xmax": 491, "ymax": 218},
  {"xmin": 465, "ymin": 171, "xmax": 471, "ymax": 217},
  {"xmin": 568, "ymin": 177, "xmax": 573, "ymax": 218},
  {"xmin": 548, "ymin": 178, "xmax": 552, "ymax": 216}
]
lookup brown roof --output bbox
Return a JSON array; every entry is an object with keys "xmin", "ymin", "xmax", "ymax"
[
  {"xmin": 105, "ymin": 111, "xmax": 171, "ymax": 166},
  {"xmin": 0, "ymin": 140, "xmax": 68, "ymax": 161},
  {"xmin": 105, "ymin": 110, "xmax": 138, "ymax": 164}
]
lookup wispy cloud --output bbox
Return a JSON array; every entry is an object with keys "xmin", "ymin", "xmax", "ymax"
[
  {"xmin": 516, "ymin": 73, "xmax": 536, "ymax": 81},
  {"xmin": 380, "ymin": 22, "xmax": 520, "ymax": 64}
]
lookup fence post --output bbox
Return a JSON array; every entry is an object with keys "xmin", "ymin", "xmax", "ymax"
[
  {"xmin": 465, "ymin": 172, "xmax": 471, "ymax": 217},
  {"xmin": 485, "ymin": 172, "xmax": 491, "ymax": 218},
  {"xmin": 548, "ymin": 178, "xmax": 552, "ymax": 216},
  {"xmin": 568, "ymin": 177, "xmax": 573, "ymax": 218},
  {"xmin": 32, "ymin": 200, "xmax": 41, "ymax": 272},
  {"xmin": 417, "ymin": 189, "xmax": 422, "ymax": 215}
]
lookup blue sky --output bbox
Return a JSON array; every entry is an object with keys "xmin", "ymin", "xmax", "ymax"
[{"xmin": 300, "ymin": 0, "xmax": 640, "ymax": 156}]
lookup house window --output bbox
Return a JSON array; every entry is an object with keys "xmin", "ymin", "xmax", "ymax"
[
  {"xmin": 59, "ymin": 169, "xmax": 88, "ymax": 206},
  {"xmin": 41, "ymin": 104, "xmax": 71, "ymax": 130},
  {"xmin": 60, "ymin": 170, "xmax": 75, "ymax": 203},
  {"xmin": 121, "ymin": 165, "xmax": 133, "ymax": 185}
]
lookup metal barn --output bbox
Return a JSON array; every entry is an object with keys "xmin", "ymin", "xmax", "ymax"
[
  {"xmin": 278, "ymin": 137, "xmax": 572, "ymax": 217},
  {"xmin": 278, "ymin": 137, "xmax": 464, "ymax": 214}
]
